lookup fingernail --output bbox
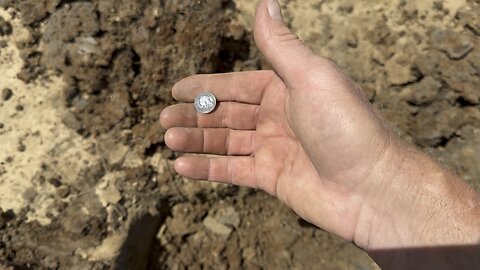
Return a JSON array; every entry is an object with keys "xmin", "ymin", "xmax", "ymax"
[{"xmin": 268, "ymin": 0, "xmax": 283, "ymax": 21}]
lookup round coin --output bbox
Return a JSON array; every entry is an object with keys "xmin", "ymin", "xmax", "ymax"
[{"xmin": 194, "ymin": 92, "xmax": 217, "ymax": 114}]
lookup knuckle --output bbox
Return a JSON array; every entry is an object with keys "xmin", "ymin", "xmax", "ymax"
[{"xmin": 225, "ymin": 129, "xmax": 231, "ymax": 154}]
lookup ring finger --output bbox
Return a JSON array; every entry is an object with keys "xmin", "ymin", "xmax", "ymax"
[{"xmin": 165, "ymin": 127, "xmax": 255, "ymax": 156}]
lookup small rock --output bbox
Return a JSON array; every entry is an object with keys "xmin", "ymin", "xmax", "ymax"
[
  {"xmin": 17, "ymin": 143, "xmax": 26, "ymax": 152},
  {"xmin": 2, "ymin": 88, "xmax": 12, "ymax": 101},
  {"xmin": 0, "ymin": 123, "xmax": 4, "ymax": 129},
  {"xmin": 57, "ymin": 186, "xmax": 70, "ymax": 198},
  {"xmin": 203, "ymin": 216, "xmax": 232, "ymax": 236},
  {"xmin": 16, "ymin": 104, "xmax": 24, "ymax": 111},
  {"xmin": 0, "ymin": 17, "xmax": 12, "ymax": 36}
]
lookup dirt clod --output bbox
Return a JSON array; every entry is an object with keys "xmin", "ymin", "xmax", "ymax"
[
  {"xmin": 430, "ymin": 29, "xmax": 475, "ymax": 60},
  {"xmin": 402, "ymin": 76, "xmax": 442, "ymax": 105}
]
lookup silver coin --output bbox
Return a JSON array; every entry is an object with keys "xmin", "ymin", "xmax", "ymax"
[{"xmin": 194, "ymin": 92, "xmax": 217, "ymax": 114}]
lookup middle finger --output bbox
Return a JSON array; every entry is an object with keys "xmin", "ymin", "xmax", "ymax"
[{"xmin": 160, "ymin": 102, "xmax": 259, "ymax": 130}]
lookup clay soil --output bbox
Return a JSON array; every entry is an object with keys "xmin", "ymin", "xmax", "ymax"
[{"xmin": 0, "ymin": 0, "xmax": 479, "ymax": 269}]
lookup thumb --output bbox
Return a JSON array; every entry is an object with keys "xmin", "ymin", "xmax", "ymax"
[{"xmin": 254, "ymin": 0, "xmax": 314, "ymax": 86}]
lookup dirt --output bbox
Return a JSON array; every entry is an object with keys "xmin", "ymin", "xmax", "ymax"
[{"xmin": 0, "ymin": 0, "xmax": 479, "ymax": 269}]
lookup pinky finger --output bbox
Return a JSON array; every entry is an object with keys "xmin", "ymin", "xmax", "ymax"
[{"xmin": 174, "ymin": 155, "xmax": 257, "ymax": 189}]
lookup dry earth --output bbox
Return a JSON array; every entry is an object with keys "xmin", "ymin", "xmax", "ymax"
[{"xmin": 0, "ymin": 0, "xmax": 479, "ymax": 269}]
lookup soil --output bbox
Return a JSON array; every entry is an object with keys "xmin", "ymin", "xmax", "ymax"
[{"xmin": 0, "ymin": 0, "xmax": 479, "ymax": 269}]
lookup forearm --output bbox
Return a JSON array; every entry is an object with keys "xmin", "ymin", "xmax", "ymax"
[{"xmin": 355, "ymin": 140, "xmax": 480, "ymax": 269}]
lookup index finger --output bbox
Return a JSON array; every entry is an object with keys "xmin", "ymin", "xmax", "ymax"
[{"xmin": 172, "ymin": 70, "xmax": 275, "ymax": 105}]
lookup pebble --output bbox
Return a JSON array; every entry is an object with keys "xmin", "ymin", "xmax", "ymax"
[
  {"xmin": 57, "ymin": 186, "xmax": 70, "ymax": 198},
  {"xmin": 2, "ymin": 88, "xmax": 12, "ymax": 101},
  {"xmin": 17, "ymin": 143, "xmax": 26, "ymax": 152},
  {"xmin": 203, "ymin": 216, "xmax": 232, "ymax": 236}
]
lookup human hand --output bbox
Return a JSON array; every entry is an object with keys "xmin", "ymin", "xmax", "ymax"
[
  {"xmin": 160, "ymin": 0, "xmax": 480, "ymax": 259},
  {"xmin": 160, "ymin": 0, "xmax": 394, "ymax": 244}
]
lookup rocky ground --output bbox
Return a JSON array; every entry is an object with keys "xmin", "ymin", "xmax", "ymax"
[{"xmin": 0, "ymin": 0, "xmax": 479, "ymax": 269}]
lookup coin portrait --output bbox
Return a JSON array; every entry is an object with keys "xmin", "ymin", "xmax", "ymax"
[{"xmin": 194, "ymin": 92, "xmax": 217, "ymax": 114}]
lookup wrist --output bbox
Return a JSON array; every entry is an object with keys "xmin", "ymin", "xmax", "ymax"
[{"xmin": 354, "ymin": 138, "xmax": 480, "ymax": 251}]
